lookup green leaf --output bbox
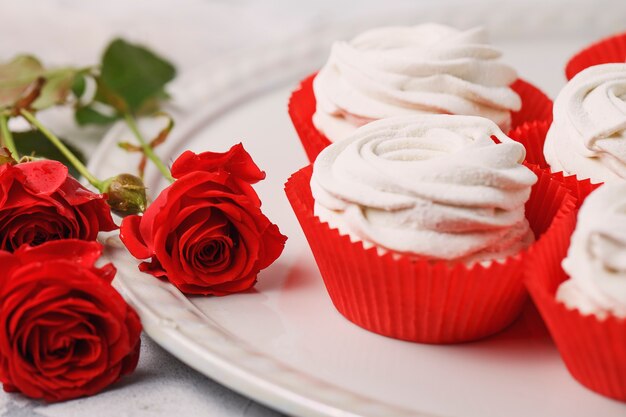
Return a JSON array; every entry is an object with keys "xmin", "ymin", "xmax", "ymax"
[
  {"xmin": 71, "ymin": 72, "xmax": 87, "ymax": 99},
  {"xmin": 0, "ymin": 55, "xmax": 44, "ymax": 108},
  {"xmin": 13, "ymin": 130, "xmax": 86, "ymax": 178},
  {"xmin": 75, "ymin": 105, "xmax": 119, "ymax": 126},
  {"xmin": 100, "ymin": 38, "xmax": 176, "ymax": 113},
  {"xmin": 32, "ymin": 68, "xmax": 77, "ymax": 110},
  {"xmin": 0, "ymin": 55, "xmax": 78, "ymax": 111}
]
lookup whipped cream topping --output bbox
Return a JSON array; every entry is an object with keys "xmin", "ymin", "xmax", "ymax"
[
  {"xmin": 311, "ymin": 115, "xmax": 538, "ymax": 263},
  {"xmin": 312, "ymin": 23, "xmax": 522, "ymax": 143},
  {"xmin": 557, "ymin": 183, "xmax": 626, "ymax": 319},
  {"xmin": 544, "ymin": 63, "xmax": 626, "ymax": 183}
]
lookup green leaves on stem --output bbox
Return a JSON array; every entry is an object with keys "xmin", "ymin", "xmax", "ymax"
[
  {"xmin": 101, "ymin": 39, "xmax": 176, "ymax": 113},
  {"xmin": 19, "ymin": 109, "xmax": 101, "ymax": 189},
  {"xmin": 20, "ymin": 109, "xmax": 148, "ymax": 216},
  {"xmin": 0, "ymin": 56, "xmax": 83, "ymax": 166},
  {"xmin": 74, "ymin": 38, "xmax": 176, "ymax": 125},
  {"xmin": 0, "ymin": 55, "xmax": 77, "ymax": 112},
  {"xmin": 73, "ymin": 38, "xmax": 177, "ymax": 183},
  {"xmin": 0, "ymin": 38, "xmax": 176, "ymax": 213},
  {"xmin": 123, "ymin": 113, "xmax": 174, "ymax": 182}
]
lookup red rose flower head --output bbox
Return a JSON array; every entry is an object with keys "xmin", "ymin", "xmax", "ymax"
[
  {"xmin": 0, "ymin": 239, "xmax": 142, "ymax": 402},
  {"xmin": 120, "ymin": 143, "xmax": 287, "ymax": 295},
  {"xmin": 0, "ymin": 159, "xmax": 117, "ymax": 252}
]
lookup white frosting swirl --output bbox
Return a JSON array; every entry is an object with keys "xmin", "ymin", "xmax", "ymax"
[
  {"xmin": 311, "ymin": 115, "xmax": 538, "ymax": 263},
  {"xmin": 544, "ymin": 63, "xmax": 626, "ymax": 183},
  {"xmin": 557, "ymin": 183, "xmax": 626, "ymax": 319},
  {"xmin": 312, "ymin": 24, "xmax": 522, "ymax": 143}
]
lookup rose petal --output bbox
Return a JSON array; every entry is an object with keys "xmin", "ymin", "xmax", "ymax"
[
  {"xmin": 171, "ymin": 144, "xmax": 266, "ymax": 183},
  {"xmin": 14, "ymin": 160, "xmax": 68, "ymax": 195},
  {"xmin": 119, "ymin": 215, "xmax": 152, "ymax": 260}
]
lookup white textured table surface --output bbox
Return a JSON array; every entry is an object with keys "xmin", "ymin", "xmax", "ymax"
[{"xmin": 0, "ymin": 1, "xmax": 624, "ymax": 416}]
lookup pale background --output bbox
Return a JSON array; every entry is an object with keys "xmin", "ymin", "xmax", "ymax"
[{"xmin": 0, "ymin": 1, "xmax": 624, "ymax": 416}]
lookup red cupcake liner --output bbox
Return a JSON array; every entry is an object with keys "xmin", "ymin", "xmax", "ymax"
[
  {"xmin": 288, "ymin": 73, "xmax": 329, "ymax": 163},
  {"xmin": 509, "ymin": 120, "xmax": 551, "ymax": 168},
  {"xmin": 565, "ymin": 31, "xmax": 626, "ymax": 80},
  {"xmin": 288, "ymin": 73, "xmax": 554, "ymax": 163},
  {"xmin": 510, "ymin": 121, "xmax": 602, "ymax": 208},
  {"xmin": 509, "ymin": 79, "xmax": 553, "ymax": 129},
  {"xmin": 285, "ymin": 164, "xmax": 577, "ymax": 344},
  {"xmin": 526, "ymin": 230, "xmax": 626, "ymax": 402}
]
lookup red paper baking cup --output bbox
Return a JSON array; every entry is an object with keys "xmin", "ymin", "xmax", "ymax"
[
  {"xmin": 509, "ymin": 121, "xmax": 602, "ymax": 208},
  {"xmin": 546, "ymin": 171, "xmax": 602, "ymax": 209},
  {"xmin": 526, "ymin": 240, "xmax": 626, "ymax": 401},
  {"xmin": 566, "ymin": 31, "xmax": 626, "ymax": 80},
  {"xmin": 285, "ymin": 164, "xmax": 577, "ymax": 344},
  {"xmin": 509, "ymin": 120, "xmax": 551, "ymax": 168},
  {"xmin": 288, "ymin": 73, "xmax": 553, "ymax": 163},
  {"xmin": 288, "ymin": 73, "xmax": 331, "ymax": 163},
  {"xmin": 509, "ymin": 79, "xmax": 553, "ymax": 129}
]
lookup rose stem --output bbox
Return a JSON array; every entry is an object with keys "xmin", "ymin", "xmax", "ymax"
[
  {"xmin": 20, "ymin": 109, "xmax": 105, "ymax": 191},
  {"xmin": 0, "ymin": 113, "xmax": 19, "ymax": 159},
  {"xmin": 123, "ymin": 113, "xmax": 174, "ymax": 183}
]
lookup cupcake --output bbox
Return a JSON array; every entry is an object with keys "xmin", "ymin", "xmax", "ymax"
[
  {"xmin": 285, "ymin": 114, "xmax": 577, "ymax": 343},
  {"xmin": 526, "ymin": 183, "xmax": 626, "ymax": 401},
  {"xmin": 544, "ymin": 63, "xmax": 626, "ymax": 184},
  {"xmin": 288, "ymin": 23, "xmax": 553, "ymax": 162},
  {"xmin": 566, "ymin": 31, "xmax": 626, "ymax": 80}
]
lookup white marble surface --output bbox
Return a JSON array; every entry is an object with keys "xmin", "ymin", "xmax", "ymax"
[{"xmin": 0, "ymin": 1, "xmax": 625, "ymax": 416}]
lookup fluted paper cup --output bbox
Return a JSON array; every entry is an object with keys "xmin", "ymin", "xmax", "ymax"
[
  {"xmin": 566, "ymin": 31, "xmax": 626, "ymax": 80},
  {"xmin": 526, "ymin": 235, "xmax": 626, "ymax": 402},
  {"xmin": 509, "ymin": 121, "xmax": 602, "ymax": 208},
  {"xmin": 285, "ymin": 164, "xmax": 577, "ymax": 344}
]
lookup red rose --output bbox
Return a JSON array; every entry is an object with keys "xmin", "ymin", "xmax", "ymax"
[
  {"xmin": 120, "ymin": 144, "xmax": 287, "ymax": 295},
  {"xmin": 0, "ymin": 160, "xmax": 117, "ymax": 252},
  {"xmin": 0, "ymin": 240, "xmax": 141, "ymax": 402}
]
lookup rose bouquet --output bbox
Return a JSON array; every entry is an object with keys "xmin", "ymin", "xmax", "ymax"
[{"xmin": 0, "ymin": 39, "xmax": 286, "ymax": 402}]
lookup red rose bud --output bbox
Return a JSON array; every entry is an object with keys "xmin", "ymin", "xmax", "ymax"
[
  {"xmin": 120, "ymin": 143, "xmax": 287, "ymax": 296},
  {"xmin": 0, "ymin": 148, "xmax": 16, "ymax": 166},
  {"xmin": 0, "ymin": 160, "xmax": 117, "ymax": 252},
  {"xmin": 103, "ymin": 173, "xmax": 147, "ymax": 217},
  {"xmin": 0, "ymin": 240, "xmax": 142, "ymax": 402}
]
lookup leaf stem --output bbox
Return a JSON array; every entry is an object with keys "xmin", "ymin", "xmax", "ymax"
[
  {"xmin": 0, "ymin": 113, "xmax": 18, "ymax": 159},
  {"xmin": 123, "ymin": 113, "xmax": 174, "ymax": 183},
  {"xmin": 20, "ymin": 109, "xmax": 104, "ymax": 190}
]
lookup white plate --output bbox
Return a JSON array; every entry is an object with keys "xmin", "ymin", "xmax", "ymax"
[{"xmin": 88, "ymin": 12, "xmax": 626, "ymax": 417}]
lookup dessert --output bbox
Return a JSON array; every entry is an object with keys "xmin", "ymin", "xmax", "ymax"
[
  {"xmin": 285, "ymin": 114, "xmax": 576, "ymax": 343},
  {"xmin": 556, "ymin": 183, "xmax": 626, "ymax": 319},
  {"xmin": 544, "ymin": 63, "xmax": 626, "ymax": 183},
  {"xmin": 525, "ymin": 183, "xmax": 626, "ymax": 402},
  {"xmin": 289, "ymin": 24, "xmax": 553, "ymax": 163}
]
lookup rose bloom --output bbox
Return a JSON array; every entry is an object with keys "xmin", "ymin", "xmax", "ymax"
[
  {"xmin": 120, "ymin": 144, "xmax": 287, "ymax": 295},
  {"xmin": 0, "ymin": 240, "xmax": 141, "ymax": 402},
  {"xmin": 0, "ymin": 159, "xmax": 117, "ymax": 252}
]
